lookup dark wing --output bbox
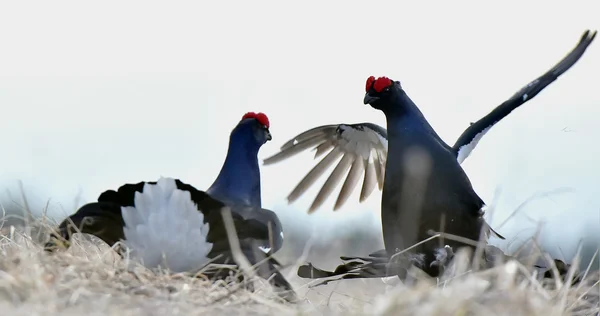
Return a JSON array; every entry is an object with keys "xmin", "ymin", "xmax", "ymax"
[
  {"xmin": 243, "ymin": 207, "xmax": 284, "ymax": 254},
  {"xmin": 298, "ymin": 246, "xmax": 581, "ymax": 287},
  {"xmin": 202, "ymin": 205, "xmax": 284, "ymax": 257},
  {"xmin": 297, "ymin": 251, "xmax": 401, "ymax": 287},
  {"xmin": 44, "ymin": 200, "xmax": 126, "ymax": 250},
  {"xmin": 453, "ymin": 29, "xmax": 597, "ymax": 163},
  {"xmin": 263, "ymin": 123, "xmax": 388, "ymax": 213},
  {"xmin": 163, "ymin": 181, "xmax": 292, "ymax": 293}
]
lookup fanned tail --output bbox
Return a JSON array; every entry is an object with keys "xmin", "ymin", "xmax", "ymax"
[{"xmin": 121, "ymin": 177, "xmax": 213, "ymax": 273}]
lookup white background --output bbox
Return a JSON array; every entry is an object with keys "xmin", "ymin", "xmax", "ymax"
[{"xmin": 1, "ymin": 1, "xmax": 599, "ymax": 268}]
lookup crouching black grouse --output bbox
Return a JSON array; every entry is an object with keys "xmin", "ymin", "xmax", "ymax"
[{"xmin": 45, "ymin": 112, "xmax": 296, "ymax": 300}]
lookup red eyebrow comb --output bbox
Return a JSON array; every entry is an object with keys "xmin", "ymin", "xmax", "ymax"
[
  {"xmin": 242, "ymin": 112, "xmax": 270, "ymax": 128},
  {"xmin": 373, "ymin": 76, "xmax": 392, "ymax": 93},
  {"xmin": 366, "ymin": 76, "xmax": 376, "ymax": 92}
]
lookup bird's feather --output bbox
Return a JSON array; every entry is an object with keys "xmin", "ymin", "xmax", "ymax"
[
  {"xmin": 121, "ymin": 177, "xmax": 213, "ymax": 272},
  {"xmin": 454, "ymin": 29, "xmax": 597, "ymax": 163},
  {"xmin": 44, "ymin": 113, "xmax": 294, "ymax": 298}
]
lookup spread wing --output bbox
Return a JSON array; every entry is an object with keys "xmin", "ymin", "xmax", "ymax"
[
  {"xmin": 454, "ymin": 29, "xmax": 597, "ymax": 163},
  {"xmin": 263, "ymin": 30, "xmax": 596, "ymax": 213},
  {"xmin": 263, "ymin": 123, "xmax": 388, "ymax": 213}
]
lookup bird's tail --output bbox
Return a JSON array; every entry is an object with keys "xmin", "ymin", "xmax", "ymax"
[{"xmin": 121, "ymin": 177, "xmax": 213, "ymax": 273}]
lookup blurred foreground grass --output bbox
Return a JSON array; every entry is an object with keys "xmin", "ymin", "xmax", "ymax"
[{"xmin": 0, "ymin": 216, "xmax": 598, "ymax": 316}]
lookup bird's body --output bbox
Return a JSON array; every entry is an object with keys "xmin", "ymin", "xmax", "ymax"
[
  {"xmin": 45, "ymin": 112, "xmax": 295, "ymax": 298},
  {"xmin": 374, "ymin": 85, "xmax": 493, "ymax": 276}
]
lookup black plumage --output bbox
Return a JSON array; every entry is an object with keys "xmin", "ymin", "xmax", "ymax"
[
  {"xmin": 45, "ymin": 178, "xmax": 293, "ymax": 297},
  {"xmin": 44, "ymin": 112, "xmax": 296, "ymax": 300},
  {"xmin": 280, "ymin": 30, "xmax": 596, "ymax": 280}
]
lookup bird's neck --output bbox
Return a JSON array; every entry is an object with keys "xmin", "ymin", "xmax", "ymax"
[
  {"xmin": 383, "ymin": 90, "xmax": 431, "ymax": 137},
  {"xmin": 382, "ymin": 89, "xmax": 443, "ymax": 185},
  {"xmin": 207, "ymin": 134, "xmax": 262, "ymax": 208}
]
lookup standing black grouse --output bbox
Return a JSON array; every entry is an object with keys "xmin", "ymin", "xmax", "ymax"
[
  {"xmin": 44, "ymin": 112, "xmax": 296, "ymax": 299},
  {"xmin": 264, "ymin": 30, "xmax": 597, "ymax": 278},
  {"xmin": 361, "ymin": 73, "xmax": 506, "ymax": 277}
]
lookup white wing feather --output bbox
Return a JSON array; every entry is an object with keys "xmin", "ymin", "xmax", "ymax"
[{"xmin": 263, "ymin": 124, "xmax": 388, "ymax": 213}]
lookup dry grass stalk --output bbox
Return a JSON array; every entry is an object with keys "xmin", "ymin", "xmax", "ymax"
[{"xmin": 0, "ymin": 217, "xmax": 598, "ymax": 315}]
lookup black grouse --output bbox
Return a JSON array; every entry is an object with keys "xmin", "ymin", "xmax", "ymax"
[
  {"xmin": 265, "ymin": 30, "xmax": 596, "ymax": 278},
  {"xmin": 45, "ymin": 112, "xmax": 296, "ymax": 300}
]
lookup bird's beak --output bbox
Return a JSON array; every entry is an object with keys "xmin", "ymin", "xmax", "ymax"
[
  {"xmin": 265, "ymin": 129, "xmax": 272, "ymax": 141},
  {"xmin": 363, "ymin": 93, "xmax": 379, "ymax": 105}
]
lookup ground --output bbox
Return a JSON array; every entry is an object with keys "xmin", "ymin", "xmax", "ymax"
[{"xmin": 0, "ymin": 221, "xmax": 598, "ymax": 316}]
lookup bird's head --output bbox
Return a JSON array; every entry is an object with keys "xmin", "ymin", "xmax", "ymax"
[
  {"xmin": 231, "ymin": 111, "xmax": 272, "ymax": 147},
  {"xmin": 363, "ymin": 76, "xmax": 403, "ymax": 113}
]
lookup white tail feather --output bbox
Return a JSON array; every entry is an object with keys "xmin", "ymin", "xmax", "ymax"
[{"xmin": 121, "ymin": 177, "xmax": 213, "ymax": 272}]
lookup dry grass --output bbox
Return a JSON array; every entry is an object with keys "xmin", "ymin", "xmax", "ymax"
[{"xmin": 0, "ymin": 219, "xmax": 598, "ymax": 316}]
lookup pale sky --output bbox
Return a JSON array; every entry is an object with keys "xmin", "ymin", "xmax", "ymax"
[{"xmin": 1, "ymin": 1, "xmax": 599, "ymax": 268}]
